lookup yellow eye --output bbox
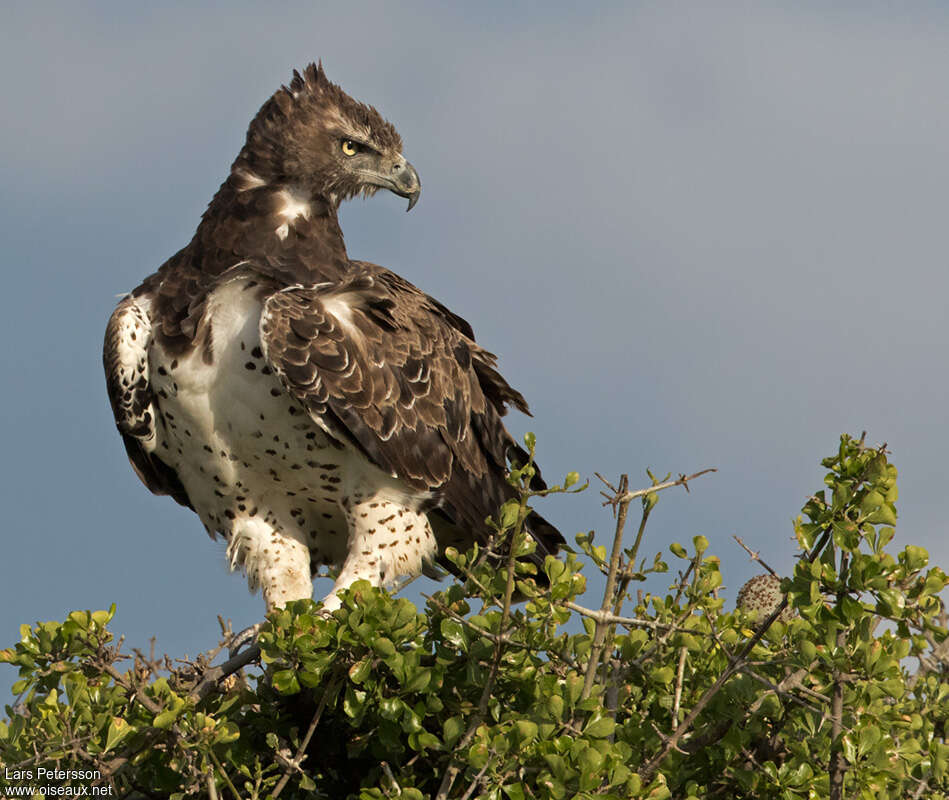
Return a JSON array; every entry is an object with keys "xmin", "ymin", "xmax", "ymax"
[{"xmin": 341, "ymin": 139, "xmax": 358, "ymax": 156}]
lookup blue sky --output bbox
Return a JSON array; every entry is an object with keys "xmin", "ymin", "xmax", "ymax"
[{"xmin": 3, "ymin": 2, "xmax": 948, "ymax": 700}]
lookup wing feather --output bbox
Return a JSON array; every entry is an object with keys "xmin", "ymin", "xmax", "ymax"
[
  {"xmin": 103, "ymin": 295, "xmax": 191, "ymax": 508},
  {"xmin": 258, "ymin": 263, "xmax": 557, "ymax": 553}
]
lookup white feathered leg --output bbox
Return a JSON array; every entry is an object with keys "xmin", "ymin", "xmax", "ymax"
[
  {"xmin": 226, "ymin": 519, "xmax": 313, "ymax": 610},
  {"xmin": 319, "ymin": 493, "xmax": 437, "ymax": 613}
]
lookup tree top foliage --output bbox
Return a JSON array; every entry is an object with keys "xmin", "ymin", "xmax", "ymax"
[{"xmin": 2, "ymin": 433, "xmax": 947, "ymax": 799}]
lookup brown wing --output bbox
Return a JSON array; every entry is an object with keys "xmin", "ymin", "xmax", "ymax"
[
  {"xmin": 103, "ymin": 295, "xmax": 192, "ymax": 508},
  {"xmin": 259, "ymin": 263, "xmax": 563, "ymax": 555}
]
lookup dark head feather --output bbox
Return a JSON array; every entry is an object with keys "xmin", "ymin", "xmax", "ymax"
[{"xmin": 232, "ymin": 62, "xmax": 405, "ymax": 202}]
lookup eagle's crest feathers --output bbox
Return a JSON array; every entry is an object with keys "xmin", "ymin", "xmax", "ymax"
[{"xmin": 236, "ymin": 62, "xmax": 404, "ymax": 205}]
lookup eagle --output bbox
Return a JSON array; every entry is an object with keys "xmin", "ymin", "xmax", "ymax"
[{"xmin": 104, "ymin": 63, "xmax": 562, "ymax": 614}]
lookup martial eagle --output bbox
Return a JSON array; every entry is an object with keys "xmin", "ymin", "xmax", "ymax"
[{"xmin": 104, "ymin": 63, "xmax": 562, "ymax": 613}]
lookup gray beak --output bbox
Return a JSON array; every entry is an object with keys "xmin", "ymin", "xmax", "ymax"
[{"xmin": 392, "ymin": 159, "xmax": 421, "ymax": 211}]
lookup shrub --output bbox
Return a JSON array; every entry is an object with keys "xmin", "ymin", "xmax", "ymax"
[{"xmin": 2, "ymin": 433, "xmax": 946, "ymax": 799}]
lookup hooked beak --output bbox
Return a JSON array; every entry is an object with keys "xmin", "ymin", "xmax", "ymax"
[
  {"xmin": 364, "ymin": 156, "xmax": 421, "ymax": 211},
  {"xmin": 392, "ymin": 158, "xmax": 421, "ymax": 211}
]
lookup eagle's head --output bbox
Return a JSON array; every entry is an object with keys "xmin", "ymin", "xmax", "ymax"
[{"xmin": 234, "ymin": 63, "xmax": 420, "ymax": 211}]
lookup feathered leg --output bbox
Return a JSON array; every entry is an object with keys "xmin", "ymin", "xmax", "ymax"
[
  {"xmin": 319, "ymin": 493, "xmax": 436, "ymax": 612},
  {"xmin": 226, "ymin": 518, "xmax": 313, "ymax": 610}
]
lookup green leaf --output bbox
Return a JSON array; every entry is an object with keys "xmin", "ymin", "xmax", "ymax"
[
  {"xmin": 402, "ymin": 667, "xmax": 432, "ymax": 693},
  {"xmin": 514, "ymin": 719, "xmax": 538, "ymax": 743},
  {"xmin": 349, "ymin": 657, "xmax": 371, "ymax": 684},
  {"xmin": 866, "ymin": 503, "xmax": 897, "ymax": 526},
  {"xmin": 840, "ymin": 595, "xmax": 864, "ymax": 622},
  {"xmin": 412, "ymin": 731, "xmax": 442, "ymax": 750},
  {"xmin": 650, "ymin": 666, "xmax": 674, "ymax": 685},
  {"xmin": 213, "ymin": 721, "xmax": 240, "ymax": 744},
  {"xmin": 800, "ymin": 639, "xmax": 817, "ymax": 662},
  {"xmin": 564, "ymin": 471, "xmax": 581, "ymax": 489},
  {"xmin": 91, "ymin": 607, "xmax": 115, "ymax": 627},
  {"xmin": 271, "ymin": 669, "xmax": 301, "ymax": 695},
  {"xmin": 371, "ymin": 637, "xmax": 396, "ymax": 658},
  {"xmin": 583, "ymin": 715, "xmax": 616, "ymax": 738},
  {"xmin": 468, "ymin": 740, "xmax": 490, "ymax": 769},
  {"xmin": 68, "ymin": 611, "xmax": 90, "ymax": 630},
  {"xmin": 502, "ymin": 784, "xmax": 527, "ymax": 800},
  {"xmin": 344, "ymin": 685, "xmax": 367, "ymax": 718},
  {"xmin": 877, "ymin": 526, "xmax": 896, "ymax": 549},
  {"xmin": 104, "ymin": 716, "xmax": 133, "ymax": 751},
  {"xmin": 153, "ymin": 709, "xmax": 180, "ymax": 730},
  {"xmin": 443, "ymin": 715, "xmax": 465, "ymax": 747},
  {"xmin": 499, "ymin": 500, "xmax": 521, "ymax": 529},
  {"xmin": 440, "ymin": 618, "xmax": 468, "ymax": 652},
  {"xmin": 857, "ymin": 724, "xmax": 882, "ymax": 757},
  {"xmin": 876, "ymin": 589, "xmax": 905, "ymax": 617},
  {"xmin": 900, "ymin": 545, "xmax": 928, "ymax": 572}
]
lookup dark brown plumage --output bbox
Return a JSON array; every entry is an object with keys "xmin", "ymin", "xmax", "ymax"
[{"xmin": 104, "ymin": 63, "xmax": 562, "ymax": 611}]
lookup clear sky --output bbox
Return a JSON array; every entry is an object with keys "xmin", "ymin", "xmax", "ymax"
[{"xmin": 3, "ymin": 2, "xmax": 948, "ymax": 700}]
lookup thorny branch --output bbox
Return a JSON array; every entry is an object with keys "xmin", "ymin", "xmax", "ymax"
[
  {"xmin": 564, "ymin": 601, "xmax": 713, "ymax": 636},
  {"xmin": 436, "ymin": 457, "xmax": 535, "ymax": 800},
  {"xmin": 733, "ymin": 535, "xmax": 779, "ymax": 577},
  {"xmin": 638, "ymin": 526, "xmax": 833, "ymax": 784},
  {"xmin": 271, "ymin": 677, "xmax": 342, "ymax": 798},
  {"xmin": 581, "ymin": 469, "xmax": 716, "ymax": 703}
]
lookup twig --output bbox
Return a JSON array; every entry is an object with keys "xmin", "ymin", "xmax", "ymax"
[
  {"xmin": 744, "ymin": 667, "xmax": 825, "ymax": 716},
  {"xmin": 639, "ymin": 526, "xmax": 832, "ymax": 783},
  {"xmin": 380, "ymin": 762, "xmax": 401, "ymax": 796},
  {"xmin": 271, "ymin": 677, "xmax": 340, "ymax": 798},
  {"xmin": 96, "ymin": 661, "xmax": 163, "ymax": 715},
  {"xmin": 425, "ymin": 594, "xmax": 532, "ymax": 649},
  {"xmin": 461, "ymin": 759, "xmax": 491, "ymax": 800},
  {"xmin": 612, "ymin": 486, "xmax": 655, "ymax": 617},
  {"xmin": 189, "ymin": 644, "xmax": 261, "ymax": 703},
  {"xmin": 594, "ymin": 471, "xmax": 619, "ymax": 495},
  {"xmin": 459, "ymin": 760, "xmax": 493, "ymax": 800},
  {"xmin": 672, "ymin": 647, "xmax": 687, "ymax": 727},
  {"xmin": 582, "ymin": 475, "xmax": 631, "ymax": 701},
  {"xmin": 829, "ymin": 551, "xmax": 850, "ymax": 800},
  {"xmin": 436, "ymin": 465, "xmax": 534, "ymax": 800},
  {"xmin": 605, "ymin": 468, "xmax": 717, "ymax": 508},
  {"xmin": 564, "ymin": 601, "xmax": 712, "ymax": 636},
  {"xmin": 732, "ymin": 536, "xmax": 779, "ymax": 577},
  {"xmin": 580, "ymin": 468, "xmax": 716, "ymax": 704},
  {"xmin": 479, "ymin": 490, "xmax": 527, "ymax": 716},
  {"xmin": 208, "ymin": 749, "xmax": 242, "ymax": 800}
]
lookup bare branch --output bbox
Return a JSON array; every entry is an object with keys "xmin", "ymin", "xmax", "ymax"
[
  {"xmin": 604, "ymin": 468, "xmax": 717, "ymax": 508},
  {"xmin": 582, "ymin": 474, "xmax": 631, "ymax": 701},
  {"xmin": 672, "ymin": 647, "xmax": 687, "ymax": 728},
  {"xmin": 829, "ymin": 551, "xmax": 850, "ymax": 800},
  {"xmin": 425, "ymin": 594, "xmax": 532, "ymax": 650},
  {"xmin": 189, "ymin": 644, "xmax": 261, "ymax": 703},
  {"xmin": 639, "ymin": 525, "xmax": 832, "ymax": 784},
  {"xmin": 732, "ymin": 536, "xmax": 779, "ymax": 577},
  {"xmin": 564, "ymin": 601, "xmax": 712, "ymax": 636},
  {"xmin": 272, "ymin": 678, "xmax": 340, "ymax": 798},
  {"xmin": 208, "ymin": 749, "xmax": 242, "ymax": 800}
]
